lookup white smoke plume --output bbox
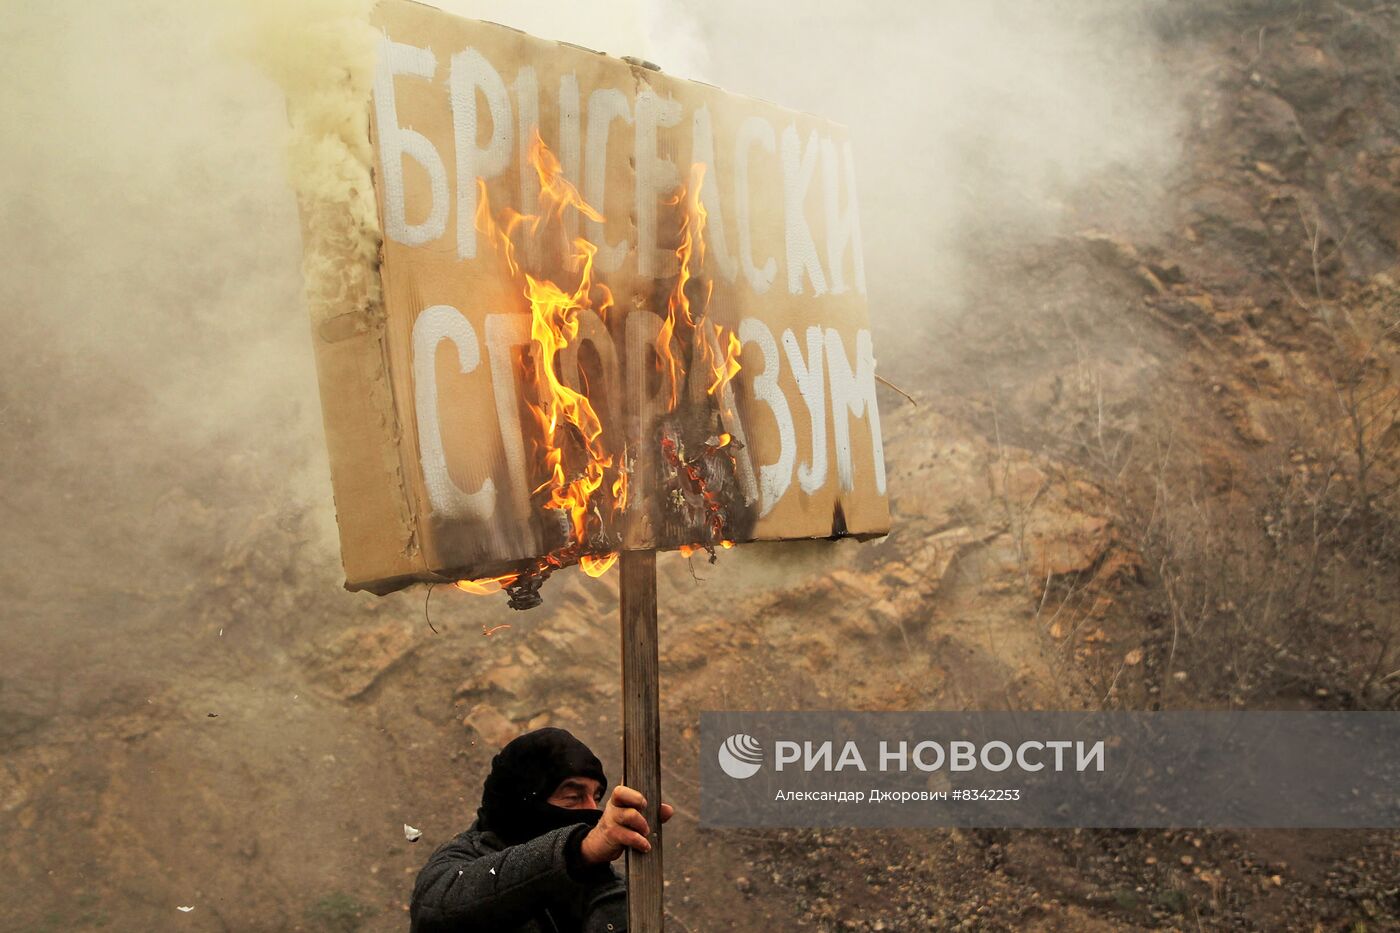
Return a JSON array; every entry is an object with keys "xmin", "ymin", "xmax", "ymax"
[{"xmin": 0, "ymin": 0, "xmax": 1182, "ymax": 625}]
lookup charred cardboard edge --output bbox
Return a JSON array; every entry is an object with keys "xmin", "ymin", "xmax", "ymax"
[{"xmin": 361, "ymin": 528, "xmax": 890, "ymax": 598}]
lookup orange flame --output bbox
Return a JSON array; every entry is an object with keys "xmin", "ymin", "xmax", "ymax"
[
  {"xmin": 707, "ymin": 329, "xmax": 742, "ymax": 396},
  {"xmin": 475, "ymin": 131, "xmax": 619, "ymax": 547},
  {"xmin": 455, "ymin": 135, "xmax": 743, "ymax": 595},
  {"xmin": 455, "ymin": 574, "xmax": 519, "ymax": 595},
  {"xmin": 580, "ymin": 553, "xmax": 618, "ymax": 577},
  {"xmin": 453, "ymin": 131, "xmax": 625, "ymax": 594},
  {"xmin": 656, "ymin": 163, "xmax": 714, "ymax": 411}
]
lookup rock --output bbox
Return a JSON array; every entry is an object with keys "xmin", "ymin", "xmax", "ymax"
[
  {"xmin": 883, "ymin": 563, "xmax": 923, "ymax": 588},
  {"xmin": 464, "ymin": 703, "xmax": 518, "ymax": 748},
  {"xmin": 1080, "ymin": 231, "xmax": 1141, "ymax": 265},
  {"xmin": 486, "ymin": 664, "xmax": 527, "ymax": 696},
  {"xmin": 991, "ymin": 460, "xmax": 1046, "ymax": 505},
  {"xmin": 850, "ymin": 604, "xmax": 885, "ymax": 638},
  {"xmin": 1090, "ymin": 548, "xmax": 1143, "ymax": 586},
  {"xmin": 1150, "ymin": 261, "xmax": 1186, "ymax": 285},
  {"xmin": 827, "ymin": 569, "xmax": 886, "ymax": 602},
  {"xmin": 904, "ymin": 527, "xmax": 979, "ymax": 591},
  {"xmin": 310, "ymin": 621, "xmax": 416, "ymax": 700},
  {"xmin": 1078, "ymin": 231, "xmax": 1167, "ymax": 295},
  {"xmin": 451, "ymin": 665, "xmax": 526, "ymax": 699},
  {"xmin": 661, "ymin": 638, "xmax": 711, "ymax": 673},
  {"xmin": 1024, "ymin": 512, "xmax": 1112, "ymax": 578},
  {"xmin": 1217, "ymin": 390, "xmax": 1275, "ymax": 446}
]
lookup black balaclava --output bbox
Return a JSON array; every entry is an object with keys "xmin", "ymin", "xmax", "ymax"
[{"xmin": 476, "ymin": 728, "xmax": 608, "ymax": 845}]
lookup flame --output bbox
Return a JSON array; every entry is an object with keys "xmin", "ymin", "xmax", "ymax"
[
  {"xmin": 455, "ymin": 574, "xmax": 518, "ymax": 595},
  {"xmin": 454, "ymin": 135, "xmax": 743, "ymax": 597},
  {"xmin": 656, "ymin": 163, "xmax": 714, "ymax": 411},
  {"xmin": 454, "ymin": 130, "xmax": 625, "ymax": 595},
  {"xmin": 478, "ymin": 132, "xmax": 618, "ymax": 543},
  {"xmin": 707, "ymin": 329, "xmax": 742, "ymax": 396},
  {"xmin": 580, "ymin": 553, "xmax": 618, "ymax": 577}
]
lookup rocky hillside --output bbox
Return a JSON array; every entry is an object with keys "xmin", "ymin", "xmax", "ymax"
[{"xmin": 2, "ymin": 1, "xmax": 1397, "ymax": 931}]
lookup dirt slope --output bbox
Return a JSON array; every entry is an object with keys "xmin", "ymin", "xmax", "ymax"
[{"xmin": 2, "ymin": 1, "xmax": 1398, "ymax": 931}]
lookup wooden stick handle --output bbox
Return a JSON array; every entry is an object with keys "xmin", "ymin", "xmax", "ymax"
[{"xmin": 619, "ymin": 549, "xmax": 663, "ymax": 931}]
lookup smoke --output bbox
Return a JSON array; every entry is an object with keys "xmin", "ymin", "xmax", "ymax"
[
  {"xmin": 0, "ymin": 0, "xmax": 1181, "ymax": 633},
  {"xmin": 692, "ymin": 0, "xmax": 1184, "ymax": 340},
  {"xmin": 0, "ymin": 4, "xmax": 1187, "ymax": 922},
  {"xmin": 421, "ymin": 0, "xmax": 1184, "ymax": 354},
  {"xmin": 0, "ymin": 0, "xmax": 361, "ymax": 666}
]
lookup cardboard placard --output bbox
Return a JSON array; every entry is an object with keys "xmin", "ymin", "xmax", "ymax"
[{"xmin": 307, "ymin": 0, "xmax": 889, "ymax": 593}]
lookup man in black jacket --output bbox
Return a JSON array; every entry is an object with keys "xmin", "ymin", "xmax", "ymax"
[{"xmin": 410, "ymin": 728, "xmax": 673, "ymax": 933}]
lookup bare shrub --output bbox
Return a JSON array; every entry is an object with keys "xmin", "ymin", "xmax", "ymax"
[{"xmin": 1074, "ymin": 278, "xmax": 1400, "ymax": 708}]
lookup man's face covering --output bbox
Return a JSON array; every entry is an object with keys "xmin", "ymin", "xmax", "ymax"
[{"xmin": 477, "ymin": 728, "xmax": 608, "ymax": 844}]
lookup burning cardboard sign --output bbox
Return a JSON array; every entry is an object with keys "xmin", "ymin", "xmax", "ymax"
[{"xmin": 305, "ymin": 0, "xmax": 888, "ymax": 600}]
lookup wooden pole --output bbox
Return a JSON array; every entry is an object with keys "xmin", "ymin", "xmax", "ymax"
[{"xmin": 619, "ymin": 548, "xmax": 663, "ymax": 931}]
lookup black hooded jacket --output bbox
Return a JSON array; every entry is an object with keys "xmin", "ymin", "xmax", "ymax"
[{"xmin": 409, "ymin": 729, "xmax": 627, "ymax": 933}]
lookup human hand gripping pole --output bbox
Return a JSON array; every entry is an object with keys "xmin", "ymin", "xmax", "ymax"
[{"xmin": 579, "ymin": 785, "xmax": 675, "ymax": 865}]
